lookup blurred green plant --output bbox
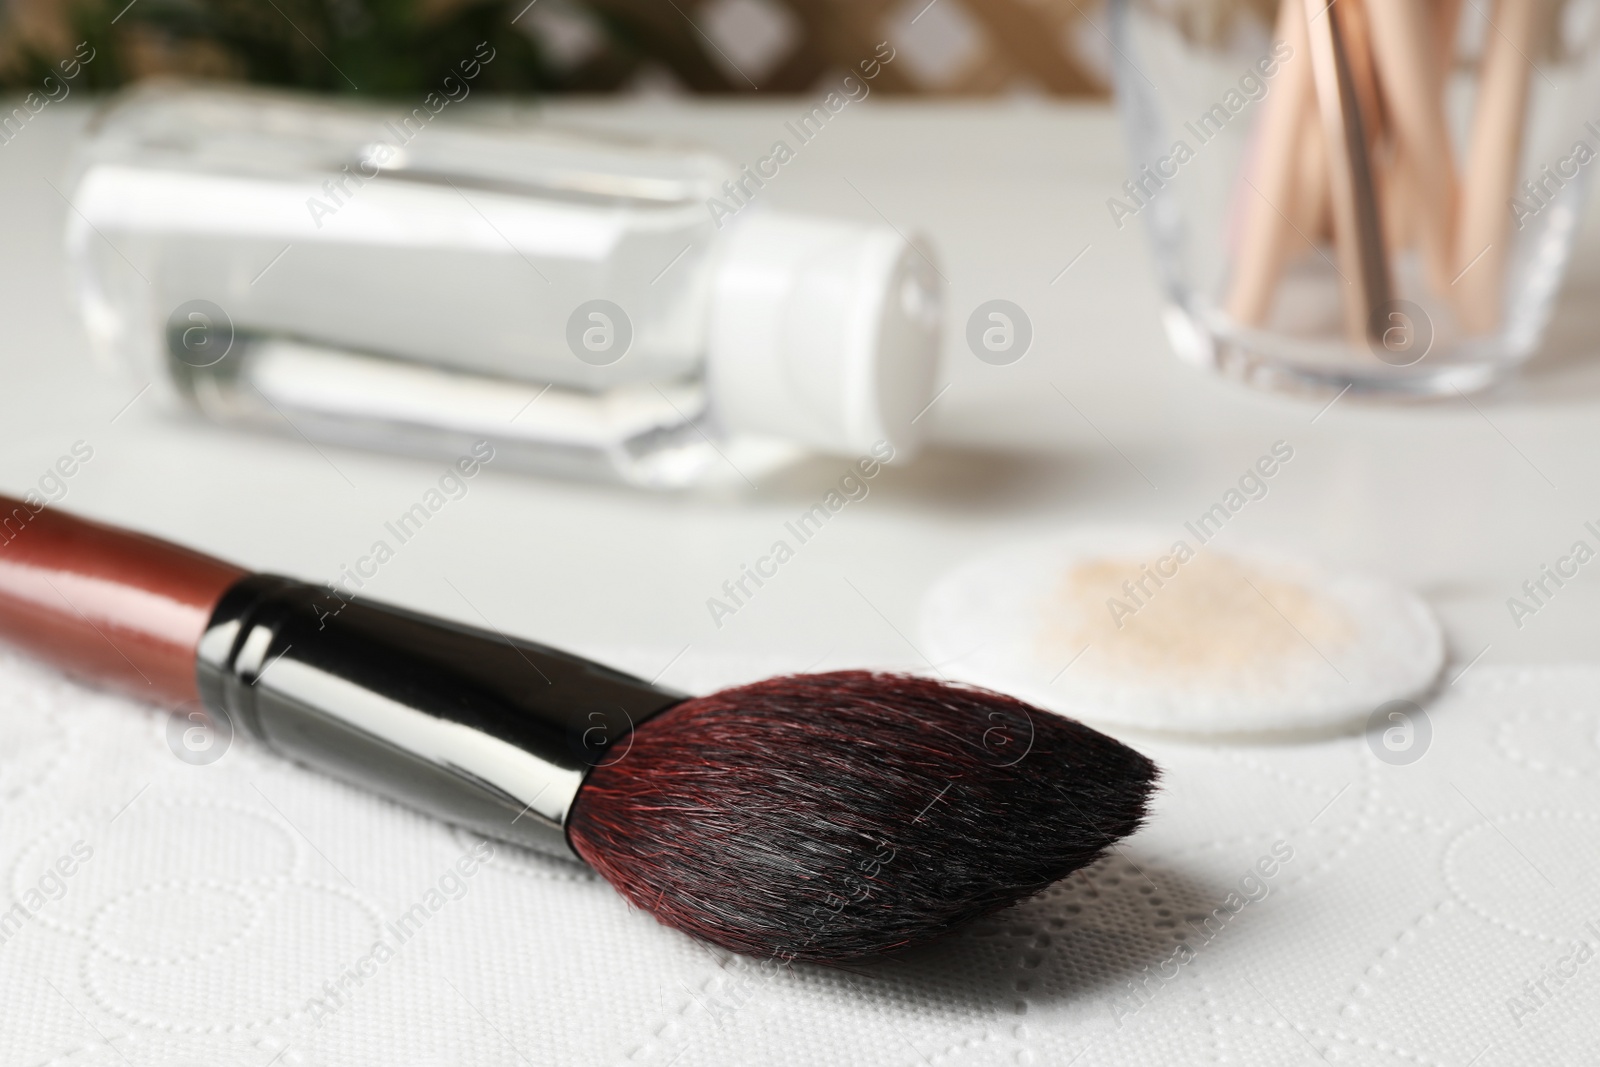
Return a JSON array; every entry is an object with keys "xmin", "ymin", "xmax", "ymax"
[{"xmin": 1, "ymin": 0, "xmax": 572, "ymax": 94}]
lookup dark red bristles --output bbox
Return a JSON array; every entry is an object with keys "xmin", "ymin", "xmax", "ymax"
[{"xmin": 567, "ymin": 671, "xmax": 1158, "ymax": 964}]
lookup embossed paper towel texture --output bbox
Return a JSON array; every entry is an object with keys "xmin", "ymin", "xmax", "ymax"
[{"xmin": 1, "ymin": 649, "xmax": 1597, "ymax": 1066}]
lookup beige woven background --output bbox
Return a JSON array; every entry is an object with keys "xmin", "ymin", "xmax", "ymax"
[{"xmin": 1, "ymin": 0, "xmax": 1117, "ymax": 95}]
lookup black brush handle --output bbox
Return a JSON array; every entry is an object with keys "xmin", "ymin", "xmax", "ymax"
[{"xmin": 197, "ymin": 575, "xmax": 685, "ymax": 859}]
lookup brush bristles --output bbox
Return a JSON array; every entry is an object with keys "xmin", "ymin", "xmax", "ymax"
[{"xmin": 567, "ymin": 671, "xmax": 1158, "ymax": 963}]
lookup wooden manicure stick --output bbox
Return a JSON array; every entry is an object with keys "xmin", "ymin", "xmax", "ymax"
[
  {"xmin": 1432, "ymin": 0, "xmax": 1466, "ymax": 91},
  {"xmin": 1340, "ymin": 0, "xmax": 1386, "ymax": 140},
  {"xmin": 1302, "ymin": 0, "xmax": 1392, "ymax": 343},
  {"xmin": 1225, "ymin": 0, "xmax": 1315, "ymax": 326},
  {"xmin": 1456, "ymin": 0, "xmax": 1543, "ymax": 331},
  {"xmin": 1289, "ymin": 93, "xmax": 1331, "ymax": 246},
  {"xmin": 1365, "ymin": 0, "xmax": 1459, "ymax": 295},
  {"xmin": 1343, "ymin": 0, "xmax": 1414, "ymax": 255}
]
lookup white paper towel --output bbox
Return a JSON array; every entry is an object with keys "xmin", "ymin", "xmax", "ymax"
[{"xmin": 1, "ymin": 648, "xmax": 1597, "ymax": 1066}]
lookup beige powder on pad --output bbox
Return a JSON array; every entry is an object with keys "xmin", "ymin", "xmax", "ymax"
[
  {"xmin": 1043, "ymin": 553, "xmax": 1355, "ymax": 687},
  {"xmin": 920, "ymin": 530, "xmax": 1445, "ymax": 734}
]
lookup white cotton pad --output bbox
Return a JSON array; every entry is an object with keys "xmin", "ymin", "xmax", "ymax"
[{"xmin": 920, "ymin": 528, "xmax": 1445, "ymax": 736}]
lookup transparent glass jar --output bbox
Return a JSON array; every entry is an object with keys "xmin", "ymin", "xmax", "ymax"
[
  {"xmin": 68, "ymin": 85, "xmax": 943, "ymax": 487},
  {"xmin": 1109, "ymin": 0, "xmax": 1600, "ymax": 396}
]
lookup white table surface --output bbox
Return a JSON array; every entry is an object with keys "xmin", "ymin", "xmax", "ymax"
[
  {"xmin": 4, "ymin": 97, "xmax": 1599, "ymax": 685},
  {"xmin": 9, "ymin": 95, "xmax": 1600, "ymax": 1067}
]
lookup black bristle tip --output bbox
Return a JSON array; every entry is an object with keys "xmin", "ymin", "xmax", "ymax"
[{"xmin": 567, "ymin": 671, "xmax": 1159, "ymax": 964}]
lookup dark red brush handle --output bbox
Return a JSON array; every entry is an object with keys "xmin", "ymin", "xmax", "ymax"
[
  {"xmin": 0, "ymin": 495, "xmax": 682, "ymax": 859},
  {"xmin": 0, "ymin": 495, "xmax": 247, "ymax": 705}
]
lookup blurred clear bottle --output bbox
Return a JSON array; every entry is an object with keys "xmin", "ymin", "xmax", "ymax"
[{"xmin": 68, "ymin": 85, "xmax": 943, "ymax": 487}]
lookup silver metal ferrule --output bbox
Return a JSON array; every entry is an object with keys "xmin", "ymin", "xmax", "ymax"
[{"xmin": 196, "ymin": 575, "xmax": 685, "ymax": 860}]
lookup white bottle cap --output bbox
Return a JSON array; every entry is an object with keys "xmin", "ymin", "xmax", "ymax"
[{"xmin": 707, "ymin": 212, "xmax": 943, "ymax": 459}]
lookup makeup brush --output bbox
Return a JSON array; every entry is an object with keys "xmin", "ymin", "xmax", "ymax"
[{"xmin": 0, "ymin": 496, "xmax": 1158, "ymax": 963}]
